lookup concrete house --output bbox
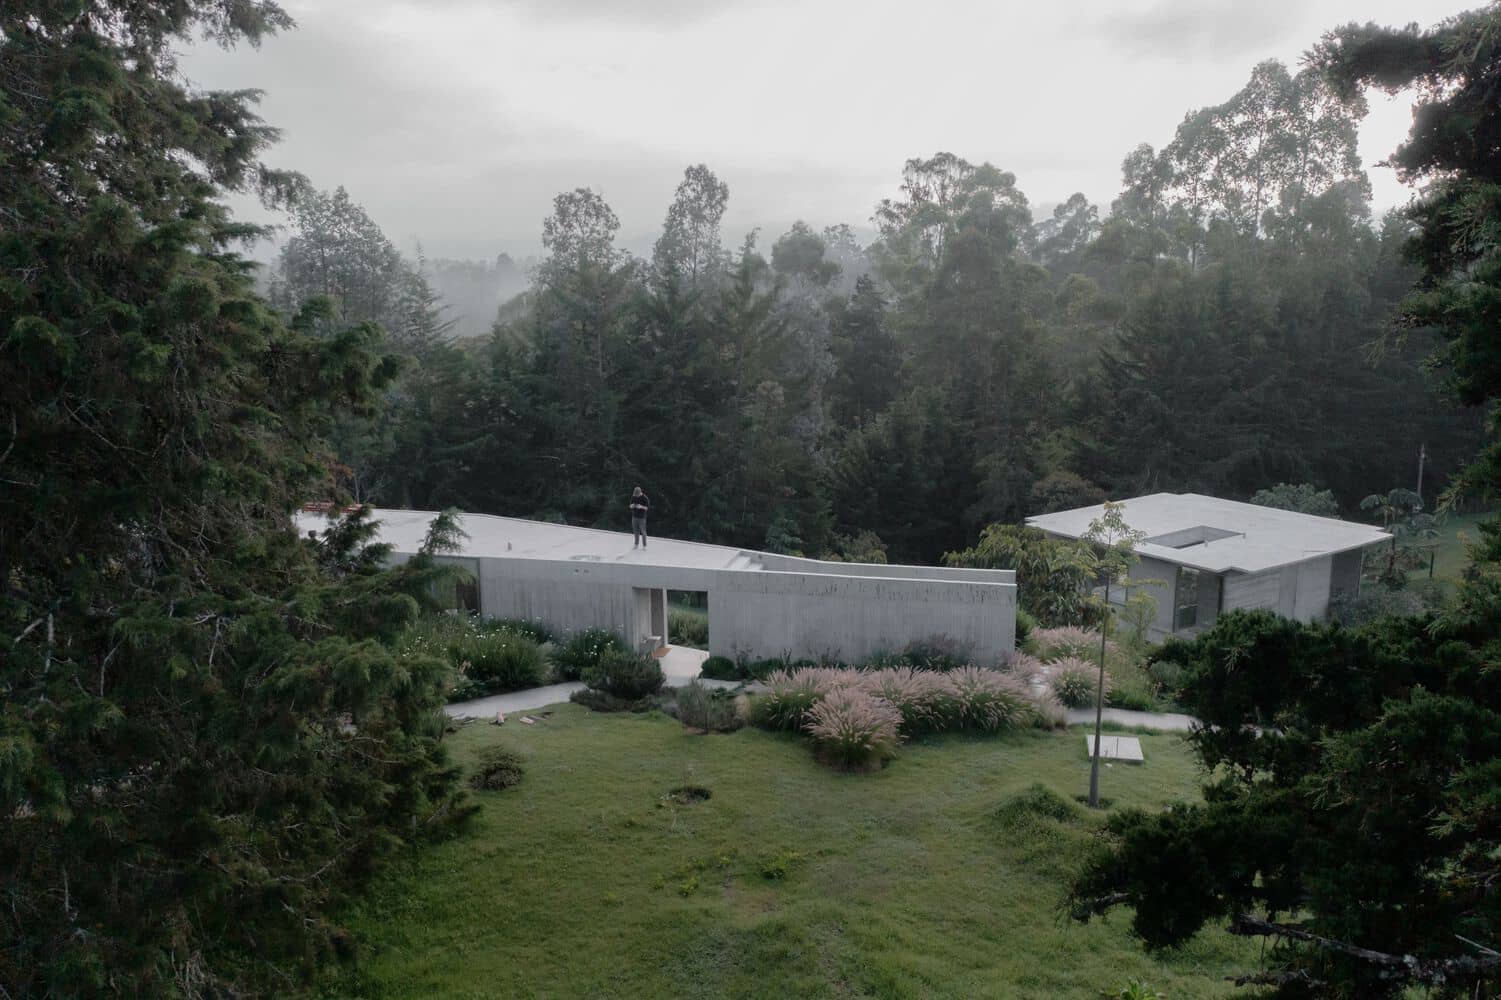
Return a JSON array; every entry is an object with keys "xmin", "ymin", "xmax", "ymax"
[
  {"xmin": 1027, "ymin": 493, "xmax": 1390, "ymax": 640},
  {"xmin": 297, "ymin": 508, "xmax": 1018, "ymax": 663}
]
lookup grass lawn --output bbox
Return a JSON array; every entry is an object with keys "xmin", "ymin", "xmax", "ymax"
[
  {"xmin": 1429, "ymin": 510, "xmax": 1496, "ymax": 586},
  {"xmin": 329, "ymin": 707, "xmax": 1259, "ymax": 999}
]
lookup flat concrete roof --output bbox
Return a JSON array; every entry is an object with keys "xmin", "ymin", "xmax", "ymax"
[
  {"xmin": 295, "ymin": 507, "xmax": 753, "ymax": 571},
  {"xmin": 1026, "ymin": 493, "xmax": 1390, "ymax": 575}
]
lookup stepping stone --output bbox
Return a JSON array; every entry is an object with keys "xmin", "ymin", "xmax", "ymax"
[{"xmin": 1085, "ymin": 735, "xmax": 1144, "ymax": 763}]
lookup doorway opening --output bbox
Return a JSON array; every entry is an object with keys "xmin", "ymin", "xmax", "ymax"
[{"xmin": 667, "ymin": 590, "xmax": 709, "ymax": 650}]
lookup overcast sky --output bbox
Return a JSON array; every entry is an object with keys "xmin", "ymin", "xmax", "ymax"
[{"xmin": 180, "ymin": 0, "xmax": 1469, "ymax": 262}]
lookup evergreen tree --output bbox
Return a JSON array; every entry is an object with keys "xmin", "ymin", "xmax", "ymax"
[{"xmin": 0, "ymin": 5, "xmax": 465, "ymax": 992}]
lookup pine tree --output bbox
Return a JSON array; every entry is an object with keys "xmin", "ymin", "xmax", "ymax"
[{"xmin": 0, "ymin": 5, "xmax": 466, "ymax": 992}]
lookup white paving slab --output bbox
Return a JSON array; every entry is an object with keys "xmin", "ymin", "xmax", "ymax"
[{"xmin": 1085, "ymin": 734, "xmax": 1145, "ymax": 762}]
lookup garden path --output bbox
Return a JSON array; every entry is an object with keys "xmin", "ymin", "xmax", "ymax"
[{"xmin": 446, "ymin": 646, "xmax": 718, "ymax": 720}]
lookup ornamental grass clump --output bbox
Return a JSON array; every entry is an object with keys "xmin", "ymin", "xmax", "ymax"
[
  {"xmin": 1034, "ymin": 625, "xmax": 1116, "ymax": 663},
  {"xmin": 858, "ymin": 666, "xmax": 955, "ymax": 734},
  {"xmin": 1000, "ymin": 651, "xmax": 1046, "ymax": 683},
  {"xmin": 946, "ymin": 666, "xmax": 1037, "ymax": 732},
  {"xmin": 1049, "ymin": 656, "xmax": 1109, "ymax": 708},
  {"xmin": 751, "ymin": 667, "xmax": 849, "ymax": 730},
  {"xmin": 803, "ymin": 688, "xmax": 903, "ymax": 771}
]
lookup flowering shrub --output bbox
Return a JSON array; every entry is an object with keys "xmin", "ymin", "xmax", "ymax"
[
  {"xmin": 402, "ymin": 615, "xmax": 545, "ymax": 697},
  {"xmin": 1049, "ymin": 656, "xmax": 1108, "ymax": 708},
  {"xmin": 1034, "ymin": 626, "xmax": 1116, "ymax": 663},
  {"xmin": 804, "ymin": 688, "xmax": 903, "ymax": 771},
  {"xmin": 551, "ymin": 627, "xmax": 626, "ymax": 681},
  {"xmin": 490, "ymin": 617, "xmax": 555, "ymax": 644}
]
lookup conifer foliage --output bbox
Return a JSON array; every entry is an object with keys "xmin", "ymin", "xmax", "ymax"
[{"xmin": 0, "ymin": 4, "xmax": 466, "ymax": 993}]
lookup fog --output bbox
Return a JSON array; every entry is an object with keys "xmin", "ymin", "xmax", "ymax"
[{"xmin": 181, "ymin": 0, "xmax": 1464, "ymax": 266}]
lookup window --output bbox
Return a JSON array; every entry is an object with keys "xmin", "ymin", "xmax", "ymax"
[{"xmin": 1175, "ymin": 567, "xmax": 1200, "ymax": 630}]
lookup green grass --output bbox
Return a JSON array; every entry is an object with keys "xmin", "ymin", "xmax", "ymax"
[
  {"xmin": 330, "ymin": 707, "xmax": 1258, "ymax": 999},
  {"xmin": 1429, "ymin": 511, "xmax": 1496, "ymax": 585},
  {"xmin": 669, "ymin": 592, "xmax": 709, "ymax": 624}
]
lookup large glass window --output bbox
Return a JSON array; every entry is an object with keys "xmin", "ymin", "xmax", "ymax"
[{"xmin": 1175, "ymin": 567, "xmax": 1200, "ymax": 631}]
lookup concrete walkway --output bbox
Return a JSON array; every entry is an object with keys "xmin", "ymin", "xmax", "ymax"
[
  {"xmin": 446, "ymin": 646, "xmax": 720, "ymax": 720},
  {"xmin": 1064, "ymin": 707, "xmax": 1197, "ymax": 732}
]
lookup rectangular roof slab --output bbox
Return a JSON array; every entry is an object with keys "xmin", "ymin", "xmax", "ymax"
[
  {"xmin": 1026, "ymin": 493, "xmax": 1390, "ymax": 575},
  {"xmin": 295, "ymin": 508, "xmax": 752, "ymax": 572}
]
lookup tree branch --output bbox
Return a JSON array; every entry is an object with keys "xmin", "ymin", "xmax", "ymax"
[{"xmin": 1228, "ymin": 914, "xmax": 1501, "ymax": 985}]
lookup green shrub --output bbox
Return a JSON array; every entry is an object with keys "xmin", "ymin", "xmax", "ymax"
[
  {"xmin": 1015, "ymin": 607, "xmax": 1037, "ymax": 650},
  {"xmin": 758, "ymin": 849, "xmax": 805, "ymax": 880},
  {"xmin": 459, "ymin": 632, "xmax": 545, "ymax": 692},
  {"xmin": 668, "ymin": 611, "xmax": 709, "ymax": 647},
  {"xmin": 1144, "ymin": 657, "xmax": 1185, "ymax": 698},
  {"xmin": 1105, "ymin": 657, "xmax": 1157, "ymax": 711},
  {"xmin": 583, "ymin": 648, "xmax": 665, "ymax": 700},
  {"xmin": 448, "ymin": 676, "xmax": 487, "ymax": 703},
  {"xmin": 569, "ymin": 688, "xmax": 661, "ymax": 713},
  {"xmin": 743, "ymin": 656, "xmax": 789, "ymax": 681},
  {"xmin": 469, "ymin": 747, "xmax": 525, "ymax": 791},
  {"xmin": 700, "ymin": 654, "xmax": 739, "ymax": 680},
  {"xmin": 898, "ymin": 635, "xmax": 971, "ymax": 671},
  {"xmin": 995, "ymin": 782, "xmax": 1081, "ymax": 830},
  {"xmin": 1050, "ymin": 657, "xmax": 1108, "ymax": 708},
  {"xmin": 551, "ymin": 627, "xmax": 626, "ymax": 681},
  {"xmin": 673, "ymin": 681, "xmax": 744, "ymax": 733}
]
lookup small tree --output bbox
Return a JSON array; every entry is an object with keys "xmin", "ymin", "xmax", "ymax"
[
  {"xmin": 1082, "ymin": 501, "xmax": 1146, "ymax": 808},
  {"xmin": 1360, "ymin": 488, "xmax": 1437, "ymax": 587}
]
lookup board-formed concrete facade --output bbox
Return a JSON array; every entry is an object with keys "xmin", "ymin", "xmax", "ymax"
[
  {"xmin": 1028, "ymin": 493, "xmax": 1390, "ymax": 641},
  {"xmin": 298, "ymin": 508, "xmax": 1017, "ymax": 664}
]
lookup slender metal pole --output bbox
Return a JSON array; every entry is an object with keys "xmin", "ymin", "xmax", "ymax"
[
  {"xmin": 1417, "ymin": 443, "xmax": 1427, "ymax": 506},
  {"xmin": 1089, "ymin": 579, "xmax": 1108, "ymax": 808}
]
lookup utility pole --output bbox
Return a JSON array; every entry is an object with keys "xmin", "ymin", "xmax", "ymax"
[{"xmin": 1417, "ymin": 443, "xmax": 1427, "ymax": 507}]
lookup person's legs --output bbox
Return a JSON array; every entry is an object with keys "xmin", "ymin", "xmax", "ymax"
[{"xmin": 633, "ymin": 516, "xmax": 646, "ymax": 547}]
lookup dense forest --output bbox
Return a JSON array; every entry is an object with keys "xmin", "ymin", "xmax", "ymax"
[
  {"xmin": 269, "ymin": 59, "xmax": 1485, "ymax": 565},
  {"xmin": 4, "ymin": 0, "xmax": 1500, "ymax": 994}
]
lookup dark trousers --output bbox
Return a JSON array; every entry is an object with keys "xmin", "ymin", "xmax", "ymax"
[{"xmin": 632, "ymin": 516, "xmax": 647, "ymax": 546}]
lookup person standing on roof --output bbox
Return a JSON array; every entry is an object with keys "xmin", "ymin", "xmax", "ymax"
[{"xmin": 630, "ymin": 486, "xmax": 650, "ymax": 548}]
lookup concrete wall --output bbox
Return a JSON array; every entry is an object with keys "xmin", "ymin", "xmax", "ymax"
[
  {"xmin": 477, "ymin": 559, "xmax": 640, "ymax": 639},
  {"xmin": 1291, "ymin": 556, "xmax": 1332, "ymax": 621},
  {"xmin": 1222, "ymin": 559, "xmax": 1337, "ymax": 623},
  {"xmin": 1223, "ymin": 569, "xmax": 1280, "ymax": 614},
  {"xmin": 459, "ymin": 554, "xmax": 1015, "ymax": 663},
  {"xmin": 708, "ymin": 570, "xmax": 1015, "ymax": 665},
  {"xmin": 1125, "ymin": 556, "xmax": 1179, "ymax": 638},
  {"xmin": 1329, "ymin": 549, "xmax": 1363, "ymax": 604}
]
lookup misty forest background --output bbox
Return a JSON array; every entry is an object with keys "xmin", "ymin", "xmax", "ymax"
[{"xmin": 273, "ymin": 59, "xmax": 1487, "ymax": 564}]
